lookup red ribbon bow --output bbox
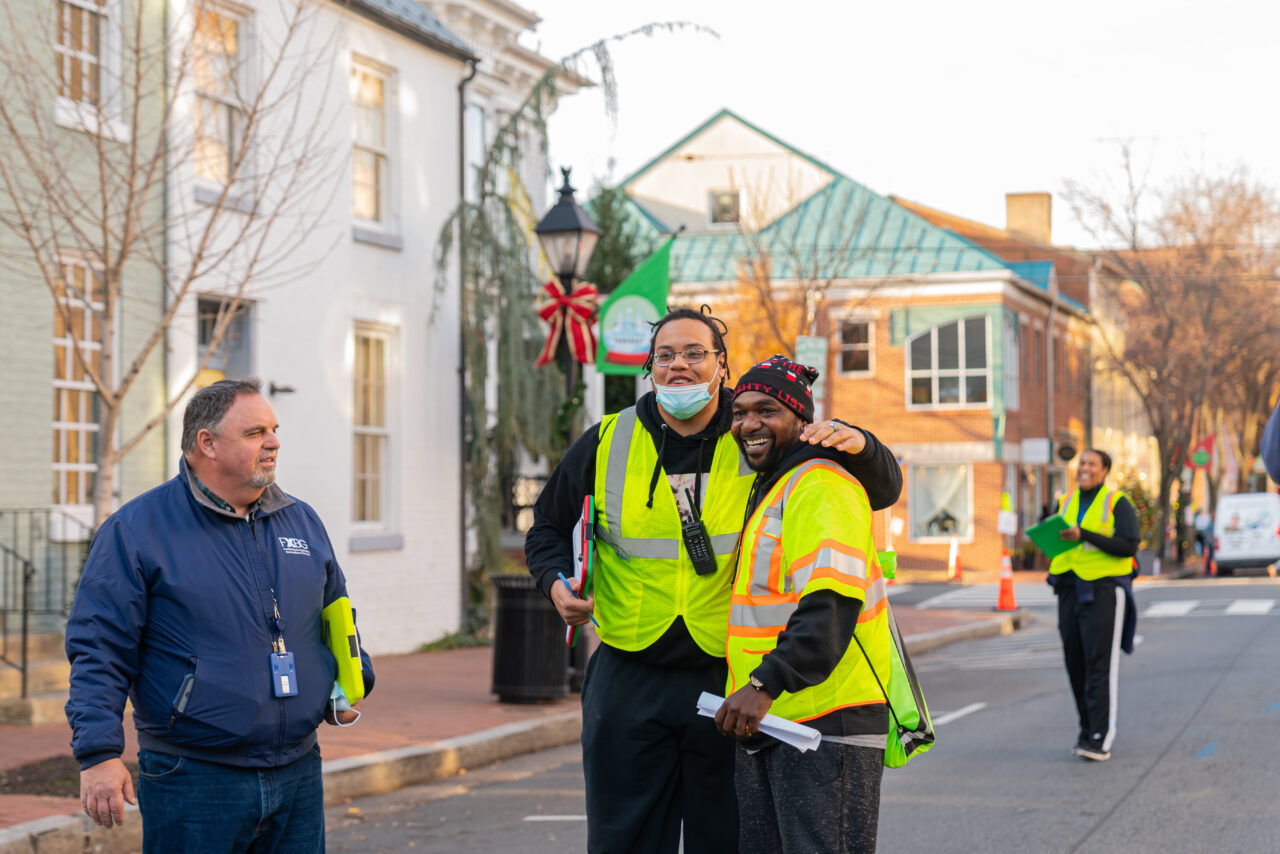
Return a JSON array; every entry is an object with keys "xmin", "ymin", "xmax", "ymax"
[{"xmin": 535, "ymin": 279, "xmax": 598, "ymax": 367}]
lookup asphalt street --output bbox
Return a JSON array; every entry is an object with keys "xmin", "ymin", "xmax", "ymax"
[{"xmin": 326, "ymin": 578, "xmax": 1280, "ymax": 853}]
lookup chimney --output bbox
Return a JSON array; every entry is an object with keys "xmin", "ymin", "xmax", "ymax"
[{"xmin": 1005, "ymin": 192, "xmax": 1052, "ymax": 244}]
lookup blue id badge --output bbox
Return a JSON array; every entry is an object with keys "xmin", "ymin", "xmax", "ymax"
[{"xmin": 270, "ymin": 652, "xmax": 298, "ymax": 697}]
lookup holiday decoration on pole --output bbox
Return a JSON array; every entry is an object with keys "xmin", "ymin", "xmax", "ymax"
[
  {"xmin": 535, "ymin": 278, "xmax": 599, "ymax": 367},
  {"xmin": 533, "ymin": 167, "xmax": 601, "ymax": 373}
]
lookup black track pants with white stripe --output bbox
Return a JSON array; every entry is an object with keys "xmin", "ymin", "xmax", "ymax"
[{"xmin": 1057, "ymin": 577, "xmax": 1124, "ymax": 751}]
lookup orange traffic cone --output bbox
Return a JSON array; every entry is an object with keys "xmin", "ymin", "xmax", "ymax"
[
  {"xmin": 947, "ymin": 535, "xmax": 963, "ymax": 582},
  {"xmin": 996, "ymin": 549, "xmax": 1017, "ymax": 611}
]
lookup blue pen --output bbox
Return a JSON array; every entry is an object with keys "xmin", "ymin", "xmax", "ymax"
[{"xmin": 558, "ymin": 572, "xmax": 599, "ymax": 627}]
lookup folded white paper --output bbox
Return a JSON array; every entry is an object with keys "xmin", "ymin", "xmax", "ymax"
[{"xmin": 696, "ymin": 692, "xmax": 822, "ymax": 753}]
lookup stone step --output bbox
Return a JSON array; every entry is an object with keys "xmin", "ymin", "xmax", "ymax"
[
  {"xmin": 0, "ymin": 657, "xmax": 70, "ymax": 698},
  {"xmin": 0, "ymin": 631, "xmax": 66, "ymax": 661},
  {"xmin": 0, "ymin": 691, "xmax": 67, "ymax": 725}
]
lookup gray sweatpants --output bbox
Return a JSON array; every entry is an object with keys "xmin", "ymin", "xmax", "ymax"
[{"xmin": 736, "ymin": 741, "xmax": 884, "ymax": 854}]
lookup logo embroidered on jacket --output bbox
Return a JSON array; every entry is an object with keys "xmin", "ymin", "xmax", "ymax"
[{"xmin": 278, "ymin": 536, "xmax": 310, "ymax": 556}]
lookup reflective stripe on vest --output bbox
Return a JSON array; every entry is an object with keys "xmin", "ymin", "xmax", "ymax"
[
  {"xmin": 1050, "ymin": 486, "xmax": 1132, "ymax": 581},
  {"xmin": 726, "ymin": 459, "xmax": 892, "ymax": 723},
  {"xmin": 596, "ymin": 407, "xmax": 748, "ymax": 561},
  {"xmin": 591, "ymin": 406, "xmax": 755, "ymax": 656}
]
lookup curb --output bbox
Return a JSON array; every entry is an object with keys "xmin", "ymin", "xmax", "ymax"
[
  {"xmin": 901, "ymin": 612, "xmax": 1023, "ymax": 656},
  {"xmin": 322, "ymin": 711, "xmax": 582, "ymax": 804},
  {"xmin": 0, "ymin": 712, "xmax": 583, "ymax": 854},
  {"xmin": 0, "ymin": 617, "xmax": 1016, "ymax": 853}
]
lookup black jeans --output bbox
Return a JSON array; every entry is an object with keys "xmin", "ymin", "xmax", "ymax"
[
  {"xmin": 736, "ymin": 741, "xmax": 884, "ymax": 854},
  {"xmin": 580, "ymin": 643, "xmax": 736, "ymax": 854},
  {"xmin": 1057, "ymin": 578, "xmax": 1125, "ymax": 749}
]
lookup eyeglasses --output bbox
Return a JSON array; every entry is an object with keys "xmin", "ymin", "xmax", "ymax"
[{"xmin": 653, "ymin": 348, "xmax": 719, "ymax": 367}]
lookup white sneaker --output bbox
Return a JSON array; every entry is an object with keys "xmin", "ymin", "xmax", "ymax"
[{"xmin": 1075, "ymin": 742, "xmax": 1110, "ymax": 761}]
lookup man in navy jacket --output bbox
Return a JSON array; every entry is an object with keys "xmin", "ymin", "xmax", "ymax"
[
  {"xmin": 65, "ymin": 378, "xmax": 373, "ymax": 853},
  {"xmin": 1263, "ymin": 400, "xmax": 1280, "ymax": 484}
]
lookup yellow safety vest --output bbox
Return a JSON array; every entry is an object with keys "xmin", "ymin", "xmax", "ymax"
[
  {"xmin": 1049, "ymin": 487, "xmax": 1133, "ymax": 581},
  {"xmin": 726, "ymin": 459, "xmax": 892, "ymax": 724},
  {"xmin": 591, "ymin": 407, "xmax": 755, "ymax": 656}
]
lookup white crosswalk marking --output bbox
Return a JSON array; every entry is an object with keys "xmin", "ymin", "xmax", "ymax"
[
  {"xmin": 916, "ymin": 584, "xmax": 1057, "ymax": 610},
  {"xmin": 916, "ymin": 630, "xmax": 1064, "ymax": 672},
  {"xmin": 916, "ymin": 629, "xmax": 1146, "ymax": 673},
  {"xmin": 1144, "ymin": 600, "xmax": 1198, "ymax": 617},
  {"xmin": 1141, "ymin": 598, "xmax": 1278, "ymax": 618},
  {"xmin": 1225, "ymin": 599, "xmax": 1276, "ymax": 615}
]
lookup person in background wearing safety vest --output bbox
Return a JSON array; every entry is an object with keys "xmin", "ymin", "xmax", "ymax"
[
  {"xmin": 525, "ymin": 309, "xmax": 902, "ymax": 854},
  {"xmin": 714, "ymin": 355, "xmax": 894, "ymax": 854},
  {"xmin": 1051, "ymin": 448, "xmax": 1139, "ymax": 762}
]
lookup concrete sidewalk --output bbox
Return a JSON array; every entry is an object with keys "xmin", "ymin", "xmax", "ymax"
[{"xmin": 0, "ymin": 598, "xmax": 1020, "ymax": 853}]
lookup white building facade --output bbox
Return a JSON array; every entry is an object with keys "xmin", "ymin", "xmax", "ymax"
[{"xmin": 163, "ymin": 0, "xmax": 477, "ymax": 653}]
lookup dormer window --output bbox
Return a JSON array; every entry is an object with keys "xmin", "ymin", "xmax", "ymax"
[{"xmin": 710, "ymin": 190, "xmax": 740, "ymax": 225}]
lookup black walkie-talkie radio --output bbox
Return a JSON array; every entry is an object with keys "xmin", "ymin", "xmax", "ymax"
[{"xmin": 682, "ymin": 488, "xmax": 718, "ymax": 575}]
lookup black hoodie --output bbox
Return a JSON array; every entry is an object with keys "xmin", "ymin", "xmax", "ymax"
[
  {"xmin": 739, "ymin": 439, "xmax": 891, "ymax": 744},
  {"xmin": 524, "ymin": 388, "xmax": 902, "ymax": 670}
]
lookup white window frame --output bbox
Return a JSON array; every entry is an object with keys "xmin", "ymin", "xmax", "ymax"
[
  {"xmin": 350, "ymin": 56, "xmax": 400, "ymax": 237},
  {"xmin": 1003, "ymin": 314, "xmax": 1020, "ymax": 412},
  {"xmin": 836, "ymin": 318, "xmax": 874, "ymax": 377},
  {"xmin": 1033, "ymin": 326, "xmax": 1044, "ymax": 386},
  {"xmin": 191, "ymin": 2, "xmax": 252, "ymax": 190},
  {"xmin": 707, "ymin": 188, "xmax": 740, "ymax": 229},
  {"xmin": 54, "ymin": 0, "xmax": 129, "ymax": 141},
  {"xmin": 905, "ymin": 316, "xmax": 992, "ymax": 411},
  {"xmin": 52, "ymin": 257, "xmax": 104, "ymax": 514},
  {"xmin": 352, "ymin": 324, "xmax": 396, "ymax": 529},
  {"xmin": 907, "ymin": 463, "xmax": 975, "ymax": 545},
  {"xmin": 463, "ymin": 102, "xmax": 486, "ymax": 205}
]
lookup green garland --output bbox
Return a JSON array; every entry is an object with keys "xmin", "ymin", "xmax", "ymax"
[{"xmin": 435, "ymin": 25, "xmax": 715, "ymax": 629}]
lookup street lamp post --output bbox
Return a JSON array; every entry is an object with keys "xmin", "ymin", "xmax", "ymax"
[
  {"xmin": 534, "ymin": 168, "xmax": 600, "ymax": 694},
  {"xmin": 535, "ymin": 167, "xmax": 600, "ymax": 443}
]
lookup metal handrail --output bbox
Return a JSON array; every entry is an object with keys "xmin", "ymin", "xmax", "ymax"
[
  {"xmin": 0, "ymin": 508, "xmax": 95, "ymax": 700},
  {"xmin": 0, "ymin": 543, "xmax": 35, "ymax": 698}
]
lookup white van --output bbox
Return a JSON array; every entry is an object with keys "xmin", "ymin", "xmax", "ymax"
[{"xmin": 1214, "ymin": 492, "xmax": 1280, "ymax": 575}]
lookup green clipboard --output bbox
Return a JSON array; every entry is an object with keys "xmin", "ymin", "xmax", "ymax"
[{"xmin": 1025, "ymin": 515, "xmax": 1082, "ymax": 560}]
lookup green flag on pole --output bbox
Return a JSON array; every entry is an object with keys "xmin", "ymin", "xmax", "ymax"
[{"xmin": 595, "ymin": 238, "xmax": 673, "ymax": 375}]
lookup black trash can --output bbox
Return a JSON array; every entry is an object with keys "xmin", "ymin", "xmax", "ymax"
[{"xmin": 490, "ymin": 574, "xmax": 568, "ymax": 703}]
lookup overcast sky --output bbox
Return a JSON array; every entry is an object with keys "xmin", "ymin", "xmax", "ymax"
[{"xmin": 522, "ymin": 0, "xmax": 1278, "ymax": 248}]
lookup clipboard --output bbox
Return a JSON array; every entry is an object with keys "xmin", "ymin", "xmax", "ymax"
[
  {"xmin": 321, "ymin": 596, "xmax": 365, "ymax": 703},
  {"xmin": 566, "ymin": 495, "xmax": 596, "ymax": 647},
  {"xmin": 1024, "ymin": 515, "xmax": 1082, "ymax": 560}
]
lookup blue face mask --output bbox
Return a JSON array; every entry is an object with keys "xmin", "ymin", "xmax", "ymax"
[{"xmin": 653, "ymin": 367, "xmax": 721, "ymax": 420}]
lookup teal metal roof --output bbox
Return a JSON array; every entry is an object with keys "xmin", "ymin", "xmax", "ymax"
[
  {"xmin": 1008, "ymin": 261, "xmax": 1054, "ymax": 291},
  {"xmin": 1004, "ymin": 261, "xmax": 1087, "ymax": 313},
  {"xmin": 613, "ymin": 109, "xmax": 1091, "ymax": 317},
  {"xmin": 624, "ymin": 174, "xmax": 1010, "ymax": 282}
]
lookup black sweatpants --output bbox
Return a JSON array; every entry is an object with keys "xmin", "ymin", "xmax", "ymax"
[
  {"xmin": 1056, "ymin": 578, "xmax": 1125, "ymax": 750},
  {"xmin": 580, "ymin": 643, "xmax": 737, "ymax": 854},
  {"xmin": 736, "ymin": 741, "xmax": 884, "ymax": 854}
]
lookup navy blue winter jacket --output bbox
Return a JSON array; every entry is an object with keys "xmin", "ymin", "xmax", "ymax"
[
  {"xmin": 1263, "ymin": 400, "xmax": 1280, "ymax": 485},
  {"xmin": 65, "ymin": 460, "xmax": 374, "ymax": 769}
]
